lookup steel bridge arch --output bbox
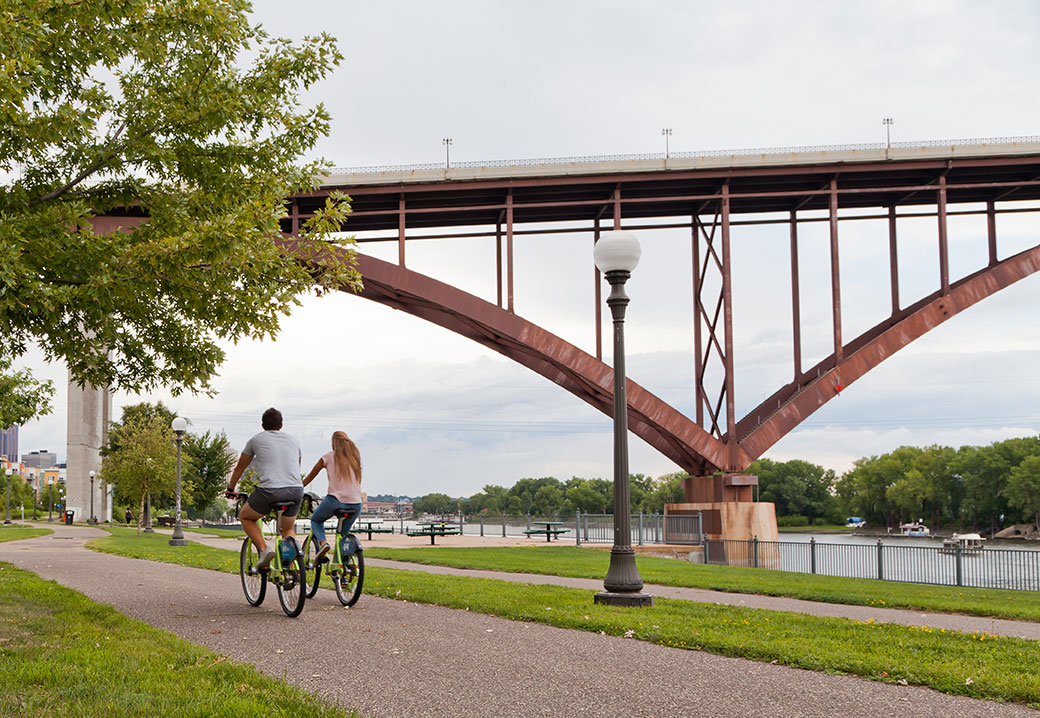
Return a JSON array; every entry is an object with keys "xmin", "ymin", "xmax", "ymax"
[{"xmin": 286, "ymin": 239, "xmax": 1040, "ymax": 476}]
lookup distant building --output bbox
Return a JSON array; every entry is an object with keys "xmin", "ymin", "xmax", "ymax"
[
  {"xmin": 22, "ymin": 450, "xmax": 58, "ymax": 469},
  {"xmin": 0, "ymin": 426, "xmax": 17, "ymax": 464},
  {"xmin": 365, "ymin": 499, "xmax": 414, "ymax": 515}
]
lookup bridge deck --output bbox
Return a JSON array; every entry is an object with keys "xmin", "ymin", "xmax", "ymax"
[{"xmin": 300, "ymin": 139, "xmax": 1040, "ymax": 235}]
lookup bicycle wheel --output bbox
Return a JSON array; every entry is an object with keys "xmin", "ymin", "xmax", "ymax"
[
  {"xmin": 302, "ymin": 535, "xmax": 322, "ymax": 599},
  {"xmin": 277, "ymin": 550, "xmax": 307, "ymax": 617},
  {"xmin": 334, "ymin": 549, "xmax": 364, "ymax": 607},
  {"xmin": 240, "ymin": 539, "xmax": 266, "ymax": 607}
]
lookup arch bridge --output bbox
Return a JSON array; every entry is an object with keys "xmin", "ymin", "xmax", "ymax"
[{"xmin": 284, "ymin": 138, "xmax": 1040, "ymax": 476}]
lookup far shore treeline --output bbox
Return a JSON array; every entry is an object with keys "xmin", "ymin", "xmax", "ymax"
[{"xmin": 410, "ymin": 437, "xmax": 1040, "ymax": 535}]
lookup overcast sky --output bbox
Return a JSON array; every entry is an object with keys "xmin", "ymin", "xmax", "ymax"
[{"xmin": 17, "ymin": 0, "xmax": 1040, "ymax": 498}]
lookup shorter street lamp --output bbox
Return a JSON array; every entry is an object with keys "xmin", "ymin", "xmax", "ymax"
[
  {"xmin": 169, "ymin": 417, "xmax": 188, "ymax": 546},
  {"xmin": 88, "ymin": 471, "xmax": 97, "ymax": 525},
  {"xmin": 443, "ymin": 137, "xmax": 453, "ymax": 169},
  {"xmin": 143, "ymin": 455, "xmax": 152, "ymax": 528},
  {"xmin": 4, "ymin": 468, "xmax": 12, "ymax": 525},
  {"xmin": 661, "ymin": 127, "xmax": 672, "ymax": 158},
  {"xmin": 593, "ymin": 230, "xmax": 652, "ymax": 607}
]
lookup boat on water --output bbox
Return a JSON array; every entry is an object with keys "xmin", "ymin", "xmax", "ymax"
[
  {"xmin": 940, "ymin": 532, "xmax": 986, "ymax": 555},
  {"xmin": 899, "ymin": 520, "xmax": 930, "ymax": 536}
]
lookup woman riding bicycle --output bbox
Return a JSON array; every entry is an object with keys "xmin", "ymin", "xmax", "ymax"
[{"xmin": 302, "ymin": 430, "xmax": 363, "ymax": 562}]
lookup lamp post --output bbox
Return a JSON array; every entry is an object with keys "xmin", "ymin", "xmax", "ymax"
[
  {"xmin": 592, "ymin": 230, "xmax": 653, "ymax": 607},
  {"xmin": 169, "ymin": 417, "xmax": 188, "ymax": 546},
  {"xmin": 442, "ymin": 137, "xmax": 453, "ymax": 169},
  {"xmin": 661, "ymin": 128, "xmax": 672, "ymax": 158},
  {"xmin": 4, "ymin": 468, "xmax": 11, "ymax": 524},
  {"xmin": 88, "ymin": 471, "xmax": 97, "ymax": 525},
  {"xmin": 882, "ymin": 117, "xmax": 894, "ymax": 157}
]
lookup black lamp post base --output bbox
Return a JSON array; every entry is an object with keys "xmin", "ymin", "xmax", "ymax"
[
  {"xmin": 594, "ymin": 591, "xmax": 654, "ymax": 607},
  {"xmin": 168, "ymin": 537, "xmax": 188, "ymax": 546}
]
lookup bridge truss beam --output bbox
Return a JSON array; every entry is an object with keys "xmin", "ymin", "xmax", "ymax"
[{"xmin": 288, "ymin": 152, "xmax": 1040, "ymax": 473}]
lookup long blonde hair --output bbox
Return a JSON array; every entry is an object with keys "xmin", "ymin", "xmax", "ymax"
[{"xmin": 331, "ymin": 430, "xmax": 361, "ymax": 483}]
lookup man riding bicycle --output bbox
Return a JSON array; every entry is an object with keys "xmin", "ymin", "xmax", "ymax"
[{"xmin": 225, "ymin": 408, "xmax": 304, "ymax": 570}]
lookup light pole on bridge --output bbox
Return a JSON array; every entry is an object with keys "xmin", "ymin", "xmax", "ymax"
[
  {"xmin": 661, "ymin": 128, "xmax": 672, "ymax": 159},
  {"xmin": 442, "ymin": 137, "xmax": 453, "ymax": 169},
  {"xmin": 592, "ymin": 230, "xmax": 653, "ymax": 608},
  {"xmin": 883, "ymin": 117, "xmax": 894, "ymax": 157}
]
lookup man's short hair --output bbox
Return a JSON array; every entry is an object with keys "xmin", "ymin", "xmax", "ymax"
[{"xmin": 261, "ymin": 408, "xmax": 283, "ymax": 431}]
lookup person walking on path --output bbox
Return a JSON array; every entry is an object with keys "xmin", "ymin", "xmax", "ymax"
[
  {"xmin": 225, "ymin": 407, "xmax": 304, "ymax": 570},
  {"xmin": 124, "ymin": 508, "xmax": 134, "ymax": 525},
  {"xmin": 302, "ymin": 430, "xmax": 363, "ymax": 562}
]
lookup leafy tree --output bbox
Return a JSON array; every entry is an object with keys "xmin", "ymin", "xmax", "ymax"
[
  {"xmin": 638, "ymin": 472, "xmax": 686, "ymax": 513},
  {"xmin": 752, "ymin": 458, "xmax": 837, "ymax": 523},
  {"xmin": 912, "ymin": 445, "xmax": 957, "ymax": 527},
  {"xmin": 104, "ymin": 401, "xmax": 178, "ymax": 507},
  {"xmin": 532, "ymin": 484, "xmax": 564, "ymax": 516},
  {"xmin": 98, "ymin": 414, "xmax": 177, "ymax": 535},
  {"xmin": 0, "ymin": 0, "xmax": 359, "ymax": 423},
  {"xmin": 565, "ymin": 479, "xmax": 610, "ymax": 514},
  {"xmin": 184, "ymin": 431, "xmax": 235, "ymax": 518},
  {"xmin": 0, "ymin": 358, "xmax": 53, "ymax": 429},
  {"xmin": 1005, "ymin": 456, "xmax": 1040, "ymax": 531},
  {"xmin": 413, "ymin": 493, "xmax": 455, "ymax": 516},
  {"xmin": 885, "ymin": 469, "xmax": 931, "ymax": 524},
  {"xmin": 836, "ymin": 446, "xmax": 922, "ymax": 527}
]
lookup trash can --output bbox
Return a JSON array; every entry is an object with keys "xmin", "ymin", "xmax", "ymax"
[{"xmin": 64, "ymin": 510, "xmax": 74, "ymax": 525}]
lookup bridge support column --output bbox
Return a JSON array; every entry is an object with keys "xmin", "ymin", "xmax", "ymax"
[
  {"xmin": 66, "ymin": 375, "xmax": 111, "ymax": 523},
  {"xmin": 667, "ymin": 473, "xmax": 777, "ymax": 550}
]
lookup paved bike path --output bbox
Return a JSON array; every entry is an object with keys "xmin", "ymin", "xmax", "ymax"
[
  {"xmin": 184, "ymin": 531, "xmax": 1040, "ymax": 641},
  {"xmin": 2, "ymin": 525, "xmax": 1037, "ymax": 718}
]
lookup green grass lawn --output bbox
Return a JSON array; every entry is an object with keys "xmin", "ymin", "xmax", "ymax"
[
  {"xmin": 0, "ymin": 524, "xmax": 52, "ymax": 543},
  {"xmin": 364, "ymin": 545, "xmax": 1040, "ymax": 622},
  {"xmin": 83, "ymin": 530, "xmax": 1040, "ymax": 708},
  {"xmin": 0, "ymin": 561, "xmax": 357, "ymax": 717}
]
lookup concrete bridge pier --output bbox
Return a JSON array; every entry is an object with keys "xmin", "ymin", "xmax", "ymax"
[{"xmin": 65, "ymin": 374, "xmax": 111, "ymax": 523}]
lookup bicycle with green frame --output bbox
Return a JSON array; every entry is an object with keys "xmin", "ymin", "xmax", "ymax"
[
  {"xmin": 301, "ymin": 494, "xmax": 364, "ymax": 606},
  {"xmin": 231, "ymin": 492, "xmax": 307, "ymax": 617}
]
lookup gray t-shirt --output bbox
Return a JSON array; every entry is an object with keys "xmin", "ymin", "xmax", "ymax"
[{"xmin": 242, "ymin": 430, "xmax": 302, "ymax": 489}]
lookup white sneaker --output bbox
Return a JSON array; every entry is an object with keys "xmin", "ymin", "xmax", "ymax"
[{"xmin": 256, "ymin": 548, "xmax": 276, "ymax": 570}]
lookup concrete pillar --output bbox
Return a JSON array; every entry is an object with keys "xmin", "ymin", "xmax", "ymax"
[{"xmin": 66, "ymin": 375, "xmax": 111, "ymax": 522}]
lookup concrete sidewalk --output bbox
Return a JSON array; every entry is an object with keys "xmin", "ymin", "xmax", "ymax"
[{"xmin": 2, "ymin": 524, "xmax": 1037, "ymax": 718}]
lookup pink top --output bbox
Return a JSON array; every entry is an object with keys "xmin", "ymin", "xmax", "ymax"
[{"xmin": 322, "ymin": 451, "xmax": 363, "ymax": 504}]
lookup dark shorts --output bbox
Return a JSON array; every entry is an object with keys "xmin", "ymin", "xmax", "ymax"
[{"xmin": 247, "ymin": 486, "xmax": 304, "ymax": 517}]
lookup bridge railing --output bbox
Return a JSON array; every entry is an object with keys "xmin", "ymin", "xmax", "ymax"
[{"xmin": 330, "ymin": 135, "xmax": 1040, "ymax": 176}]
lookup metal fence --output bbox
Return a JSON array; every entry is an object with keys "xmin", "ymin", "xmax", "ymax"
[
  {"xmin": 704, "ymin": 537, "xmax": 1040, "ymax": 592},
  {"xmin": 462, "ymin": 512, "xmax": 702, "ymax": 546}
]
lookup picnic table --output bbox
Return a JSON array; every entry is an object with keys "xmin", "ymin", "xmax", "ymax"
[
  {"xmin": 353, "ymin": 520, "xmax": 394, "ymax": 541},
  {"xmin": 407, "ymin": 520, "xmax": 462, "ymax": 545},
  {"xmin": 523, "ymin": 521, "xmax": 570, "ymax": 542}
]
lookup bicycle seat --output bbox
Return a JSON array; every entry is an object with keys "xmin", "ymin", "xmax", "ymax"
[
  {"xmin": 333, "ymin": 508, "xmax": 358, "ymax": 519},
  {"xmin": 271, "ymin": 502, "xmax": 296, "ymax": 512}
]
